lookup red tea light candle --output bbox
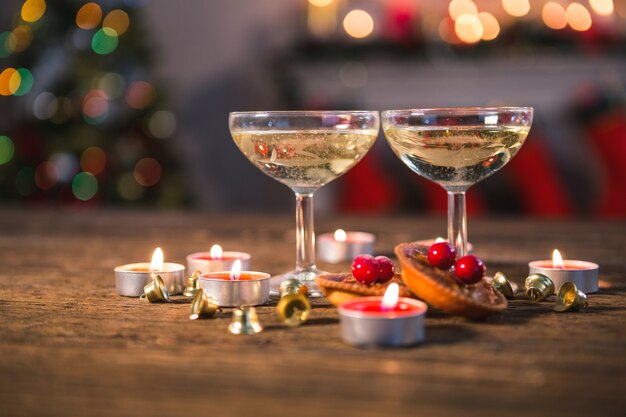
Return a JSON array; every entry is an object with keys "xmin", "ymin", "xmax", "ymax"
[
  {"xmin": 187, "ymin": 244, "xmax": 251, "ymax": 274},
  {"xmin": 317, "ymin": 229, "xmax": 375, "ymax": 263},
  {"xmin": 529, "ymin": 249, "xmax": 599, "ymax": 294},
  {"xmin": 197, "ymin": 260, "xmax": 270, "ymax": 307},
  {"xmin": 115, "ymin": 247, "xmax": 185, "ymax": 297},
  {"xmin": 337, "ymin": 283, "xmax": 427, "ymax": 347}
]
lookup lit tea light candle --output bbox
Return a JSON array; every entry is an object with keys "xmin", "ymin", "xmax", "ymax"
[
  {"xmin": 414, "ymin": 237, "xmax": 474, "ymax": 253},
  {"xmin": 115, "ymin": 247, "xmax": 186, "ymax": 297},
  {"xmin": 197, "ymin": 259, "xmax": 271, "ymax": 307},
  {"xmin": 337, "ymin": 283, "xmax": 428, "ymax": 347},
  {"xmin": 528, "ymin": 249, "xmax": 599, "ymax": 294},
  {"xmin": 317, "ymin": 229, "xmax": 375, "ymax": 263},
  {"xmin": 187, "ymin": 244, "xmax": 251, "ymax": 274}
]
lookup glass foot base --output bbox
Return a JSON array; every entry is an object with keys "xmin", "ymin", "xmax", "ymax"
[{"xmin": 270, "ymin": 269, "xmax": 327, "ymax": 298}]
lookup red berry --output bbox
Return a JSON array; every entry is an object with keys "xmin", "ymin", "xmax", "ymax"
[
  {"xmin": 454, "ymin": 255, "xmax": 486, "ymax": 284},
  {"xmin": 352, "ymin": 255, "xmax": 380, "ymax": 285},
  {"xmin": 427, "ymin": 242, "xmax": 456, "ymax": 269},
  {"xmin": 375, "ymin": 256, "xmax": 395, "ymax": 283}
]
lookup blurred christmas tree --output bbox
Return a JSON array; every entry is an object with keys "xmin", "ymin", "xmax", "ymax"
[{"xmin": 0, "ymin": 0, "xmax": 188, "ymax": 208}]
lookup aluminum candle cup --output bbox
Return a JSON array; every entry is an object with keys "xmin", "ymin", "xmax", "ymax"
[
  {"xmin": 186, "ymin": 251, "xmax": 251, "ymax": 275},
  {"xmin": 115, "ymin": 263, "xmax": 185, "ymax": 297},
  {"xmin": 197, "ymin": 271, "xmax": 271, "ymax": 307},
  {"xmin": 317, "ymin": 231, "xmax": 375, "ymax": 264},
  {"xmin": 529, "ymin": 260, "xmax": 599, "ymax": 294},
  {"xmin": 337, "ymin": 297, "xmax": 427, "ymax": 347}
]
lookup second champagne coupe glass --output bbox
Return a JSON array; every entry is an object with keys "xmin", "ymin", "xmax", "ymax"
[
  {"xmin": 382, "ymin": 107, "xmax": 533, "ymax": 257},
  {"xmin": 229, "ymin": 111, "xmax": 380, "ymax": 296}
]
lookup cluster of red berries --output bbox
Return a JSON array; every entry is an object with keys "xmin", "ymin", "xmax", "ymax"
[
  {"xmin": 427, "ymin": 242, "xmax": 485, "ymax": 284},
  {"xmin": 351, "ymin": 255, "xmax": 395, "ymax": 285}
]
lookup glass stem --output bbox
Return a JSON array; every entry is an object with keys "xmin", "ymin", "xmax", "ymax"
[
  {"xmin": 447, "ymin": 190, "xmax": 468, "ymax": 257},
  {"xmin": 295, "ymin": 191, "xmax": 316, "ymax": 274}
]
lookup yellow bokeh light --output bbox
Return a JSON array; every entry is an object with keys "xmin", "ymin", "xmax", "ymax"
[
  {"xmin": 589, "ymin": 0, "xmax": 614, "ymax": 16},
  {"xmin": 542, "ymin": 2, "xmax": 567, "ymax": 30},
  {"xmin": 0, "ymin": 68, "xmax": 20, "ymax": 96},
  {"xmin": 21, "ymin": 0, "xmax": 46, "ymax": 23},
  {"xmin": 10, "ymin": 25, "xmax": 34, "ymax": 53},
  {"xmin": 477, "ymin": 12, "xmax": 500, "ymax": 41},
  {"xmin": 455, "ymin": 14, "xmax": 483, "ymax": 44},
  {"xmin": 449, "ymin": 0, "xmax": 478, "ymax": 20},
  {"xmin": 343, "ymin": 9, "xmax": 374, "ymax": 39},
  {"xmin": 566, "ymin": 3, "xmax": 592, "ymax": 31},
  {"xmin": 104, "ymin": 10, "xmax": 130, "ymax": 36},
  {"xmin": 308, "ymin": 0, "xmax": 334, "ymax": 7},
  {"xmin": 502, "ymin": 0, "xmax": 530, "ymax": 17},
  {"xmin": 76, "ymin": 3, "xmax": 102, "ymax": 30}
]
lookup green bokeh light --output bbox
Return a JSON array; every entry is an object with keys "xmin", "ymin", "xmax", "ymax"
[
  {"xmin": 91, "ymin": 28, "xmax": 118, "ymax": 55},
  {"xmin": 0, "ymin": 136, "xmax": 15, "ymax": 164},
  {"xmin": 0, "ymin": 32, "xmax": 12, "ymax": 58},
  {"xmin": 72, "ymin": 172, "xmax": 98, "ymax": 201},
  {"xmin": 14, "ymin": 68, "xmax": 33, "ymax": 96}
]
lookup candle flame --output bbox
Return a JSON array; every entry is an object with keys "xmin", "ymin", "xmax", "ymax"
[
  {"xmin": 150, "ymin": 247, "xmax": 164, "ymax": 272},
  {"xmin": 435, "ymin": 237, "xmax": 446, "ymax": 243},
  {"xmin": 552, "ymin": 249, "xmax": 565, "ymax": 269},
  {"xmin": 381, "ymin": 283, "xmax": 399, "ymax": 311},
  {"xmin": 334, "ymin": 229, "xmax": 347, "ymax": 242},
  {"xmin": 210, "ymin": 244, "xmax": 223, "ymax": 259},
  {"xmin": 230, "ymin": 259, "xmax": 242, "ymax": 280}
]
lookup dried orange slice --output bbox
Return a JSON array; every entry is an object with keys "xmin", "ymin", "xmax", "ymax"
[
  {"xmin": 395, "ymin": 242, "xmax": 507, "ymax": 319},
  {"xmin": 315, "ymin": 273, "xmax": 415, "ymax": 306}
]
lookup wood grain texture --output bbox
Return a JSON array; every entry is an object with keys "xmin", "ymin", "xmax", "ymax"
[{"xmin": 0, "ymin": 209, "xmax": 625, "ymax": 417}]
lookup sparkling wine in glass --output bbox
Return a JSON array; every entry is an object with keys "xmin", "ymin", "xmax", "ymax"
[
  {"xmin": 229, "ymin": 111, "xmax": 380, "ymax": 296},
  {"xmin": 382, "ymin": 107, "xmax": 533, "ymax": 256}
]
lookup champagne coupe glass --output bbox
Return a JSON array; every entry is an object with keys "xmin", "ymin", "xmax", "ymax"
[
  {"xmin": 382, "ymin": 107, "xmax": 533, "ymax": 257},
  {"xmin": 229, "ymin": 111, "xmax": 380, "ymax": 296}
]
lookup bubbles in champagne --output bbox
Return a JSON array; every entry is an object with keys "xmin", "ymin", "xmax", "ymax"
[
  {"xmin": 384, "ymin": 125, "xmax": 528, "ymax": 189},
  {"xmin": 232, "ymin": 130, "xmax": 377, "ymax": 190}
]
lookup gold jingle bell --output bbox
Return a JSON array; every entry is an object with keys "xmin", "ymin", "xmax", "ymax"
[
  {"xmin": 279, "ymin": 278, "xmax": 308, "ymax": 297},
  {"xmin": 228, "ymin": 306, "xmax": 263, "ymax": 335},
  {"xmin": 277, "ymin": 293, "xmax": 311, "ymax": 327},
  {"xmin": 554, "ymin": 282, "xmax": 588, "ymax": 312},
  {"xmin": 141, "ymin": 275, "xmax": 171, "ymax": 303},
  {"xmin": 183, "ymin": 270, "xmax": 202, "ymax": 297},
  {"xmin": 525, "ymin": 273, "xmax": 555, "ymax": 302},
  {"xmin": 491, "ymin": 271, "xmax": 515, "ymax": 299},
  {"xmin": 189, "ymin": 288, "xmax": 220, "ymax": 320}
]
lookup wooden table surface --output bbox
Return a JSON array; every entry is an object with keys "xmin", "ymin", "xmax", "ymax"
[{"xmin": 0, "ymin": 208, "xmax": 624, "ymax": 417}]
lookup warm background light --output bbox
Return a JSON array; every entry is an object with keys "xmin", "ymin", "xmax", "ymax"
[
  {"xmin": 542, "ymin": 2, "xmax": 568, "ymax": 30},
  {"xmin": 589, "ymin": 0, "xmax": 614, "ymax": 16},
  {"xmin": 477, "ymin": 12, "xmax": 500, "ymax": 41},
  {"xmin": 502, "ymin": 0, "xmax": 531, "ymax": 17},
  {"xmin": 343, "ymin": 9, "xmax": 374, "ymax": 39},
  {"xmin": 566, "ymin": 2, "xmax": 593, "ymax": 31},
  {"xmin": 103, "ymin": 9, "xmax": 130, "ymax": 36},
  {"xmin": 21, "ymin": 0, "xmax": 46, "ymax": 23},
  {"xmin": 455, "ymin": 14, "xmax": 483, "ymax": 44},
  {"xmin": 449, "ymin": 0, "xmax": 477, "ymax": 20},
  {"xmin": 76, "ymin": 2, "xmax": 102, "ymax": 29},
  {"xmin": 308, "ymin": 0, "xmax": 334, "ymax": 7},
  {"xmin": 438, "ymin": 17, "xmax": 460, "ymax": 44}
]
